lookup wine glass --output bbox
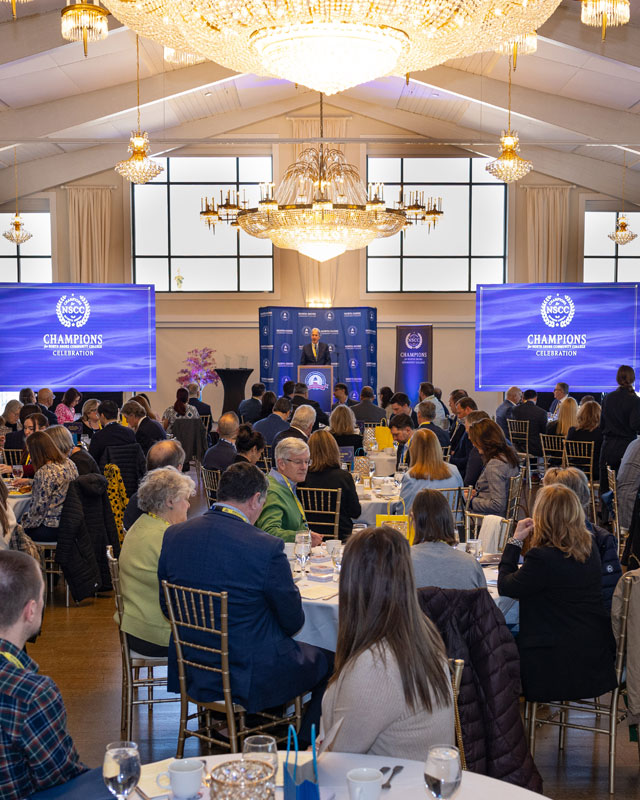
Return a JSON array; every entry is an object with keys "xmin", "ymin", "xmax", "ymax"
[
  {"xmin": 12, "ymin": 464, "xmax": 23, "ymax": 480},
  {"xmin": 243, "ymin": 734, "xmax": 278, "ymax": 771},
  {"xmin": 424, "ymin": 745, "xmax": 461, "ymax": 799},
  {"xmin": 331, "ymin": 544, "xmax": 344, "ymax": 582},
  {"xmin": 103, "ymin": 741, "xmax": 141, "ymax": 800},
  {"xmin": 294, "ymin": 531, "xmax": 311, "ymax": 574}
]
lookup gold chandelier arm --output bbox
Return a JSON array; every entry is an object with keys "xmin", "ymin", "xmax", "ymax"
[
  {"xmin": 136, "ymin": 34, "xmax": 141, "ymax": 132},
  {"xmin": 508, "ymin": 54, "xmax": 512, "ymax": 131},
  {"xmin": 13, "ymin": 146, "xmax": 18, "ymax": 216}
]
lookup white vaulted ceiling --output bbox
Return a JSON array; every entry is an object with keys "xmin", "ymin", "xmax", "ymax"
[{"xmin": 0, "ymin": 0, "xmax": 639, "ymax": 204}]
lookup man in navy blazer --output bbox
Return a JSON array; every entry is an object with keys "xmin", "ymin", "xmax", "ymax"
[
  {"xmin": 89, "ymin": 400, "xmax": 137, "ymax": 466},
  {"xmin": 300, "ymin": 328, "xmax": 331, "ymax": 365},
  {"xmin": 202, "ymin": 412, "xmax": 239, "ymax": 471},
  {"xmin": 158, "ymin": 463, "xmax": 331, "ymax": 742}
]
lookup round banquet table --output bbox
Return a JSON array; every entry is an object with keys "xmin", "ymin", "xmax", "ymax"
[
  {"xmin": 7, "ymin": 491, "xmax": 32, "ymax": 523},
  {"xmin": 356, "ymin": 491, "xmax": 403, "ymax": 526}
]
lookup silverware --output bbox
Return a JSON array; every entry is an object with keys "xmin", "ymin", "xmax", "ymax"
[
  {"xmin": 379, "ymin": 766, "xmax": 391, "ymax": 776},
  {"xmin": 381, "ymin": 765, "xmax": 404, "ymax": 790}
]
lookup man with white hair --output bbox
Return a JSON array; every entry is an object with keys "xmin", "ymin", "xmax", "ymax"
[
  {"xmin": 495, "ymin": 386, "xmax": 522, "ymax": 438},
  {"xmin": 256, "ymin": 437, "xmax": 323, "ymax": 546},
  {"xmin": 300, "ymin": 327, "xmax": 331, "ymax": 365},
  {"xmin": 272, "ymin": 404, "xmax": 316, "ymax": 450}
]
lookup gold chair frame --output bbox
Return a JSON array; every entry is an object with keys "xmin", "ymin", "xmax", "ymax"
[
  {"xmin": 442, "ymin": 445, "xmax": 451, "ymax": 463},
  {"xmin": 162, "ymin": 580, "xmax": 301, "ymax": 755},
  {"xmin": 448, "ymin": 658, "xmax": 466, "ymax": 769},
  {"xmin": 540, "ymin": 433, "xmax": 565, "ymax": 473},
  {"xmin": 3, "ymin": 448, "xmax": 24, "ymax": 466},
  {"xmin": 525, "ymin": 573, "xmax": 634, "ymax": 795},
  {"xmin": 106, "ymin": 546, "xmax": 175, "ymax": 739},
  {"xmin": 298, "ymin": 487, "xmax": 342, "ymax": 540},
  {"xmin": 36, "ymin": 542, "xmax": 70, "ymax": 607},
  {"xmin": 507, "ymin": 418, "xmax": 532, "ymax": 491},
  {"xmin": 464, "ymin": 468, "xmax": 524, "ymax": 549},
  {"xmin": 606, "ymin": 466, "xmax": 626, "ymax": 559},
  {"xmin": 201, "ymin": 467, "xmax": 221, "ymax": 509},
  {"xmin": 199, "ymin": 414, "xmax": 211, "ymax": 431},
  {"xmin": 563, "ymin": 439, "xmax": 597, "ymax": 521}
]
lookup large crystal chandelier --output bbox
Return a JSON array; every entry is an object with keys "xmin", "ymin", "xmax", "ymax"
[
  {"xmin": 486, "ymin": 57, "xmax": 532, "ymax": 184},
  {"xmin": 115, "ymin": 36, "xmax": 164, "ymax": 185},
  {"xmin": 163, "ymin": 47, "xmax": 205, "ymax": 67},
  {"xmin": 581, "ymin": 0, "xmax": 630, "ymax": 40},
  {"xmin": 3, "ymin": 147, "xmax": 32, "ymax": 246},
  {"xmin": 61, "ymin": 1, "xmax": 109, "ymax": 58},
  {"xmin": 102, "ymin": 0, "xmax": 562, "ymax": 95},
  {"xmin": 608, "ymin": 152, "xmax": 637, "ymax": 246}
]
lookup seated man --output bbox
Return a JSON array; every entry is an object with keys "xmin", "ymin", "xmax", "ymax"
[
  {"xmin": 414, "ymin": 382, "xmax": 447, "ymax": 430},
  {"xmin": 290, "ymin": 383, "xmax": 329, "ymax": 428},
  {"xmin": 390, "ymin": 392, "xmax": 418, "ymax": 427},
  {"xmin": 416, "ymin": 400, "xmax": 450, "ymax": 448},
  {"xmin": 238, "ymin": 383, "xmax": 265, "ymax": 425},
  {"xmin": 0, "ymin": 551, "xmax": 86, "ymax": 799},
  {"xmin": 272, "ymin": 404, "xmax": 316, "ymax": 450},
  {"xmin": 123, "ymin": 439, "xmax": 186, "ymax": 530},
  {"xmin": 389, "ymin": 413, "xmax": 414, "ymax": 469},
  {"xmin": 203, "ymin": 412, "xmax": 239, "ymax": 471},
  {"xmin": 187, "ymin": 382, "xmax": 213, "ymax": 433},
  {"xmin": 511, "ymin": 389, "xmax": 548, "ymax": 457},
  {"xmin": 88, "ymin": 400, "xmax": 136, "ymax": 466},
  {"xmin": 331, "ymin": 382, "xmax": 356, "ymax": 410},
  {"xmin": 121, "ymin": 400, "xmax": 166, "ymax": 455},
  {"xmin": 158, "ymin": 463, "xmax": 331, "ymax": 745},
  {"xmin": 495, "ymin": 386, "xmax": 522, "ymax": 438},
  {"xmin": 256, "ymin": 437, "xmax": 323, "ymax": 546},
  {"xmin": 450, "ymin": 397, "xmax": 477, "ymax": 475},
  {"xmin": 253, "ymin": 396, "xmax": 291, "ymax": 446},
  {"xmin": 350, "ymin": 385, "xmax": 386, "ymax": 423}
]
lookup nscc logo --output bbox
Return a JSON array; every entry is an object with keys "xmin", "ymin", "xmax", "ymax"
[
  {"xmin": 305, "ymin": 371, "xmax": 328, "ymax": 390},
  {"xmin": 348, "ymin": 325, "xmax": 358, "ymax": 337},
  {"xmin": 349, "ymin": 358, "xmax": 358, "ymax": 369},
  {"xmin": 281, "ymin": 342, "xmax": 291, "ymax": 354},
  {"xmin": 56, "ymin": 294, "xmax": 91, "ymax": 328},
  {"xmin": 541, "ymin": 294, "xmax": 575, "ymax": 328},
  {"xmin": 280, "ymin": 310, "xmax": 290, "ymax": 321}
]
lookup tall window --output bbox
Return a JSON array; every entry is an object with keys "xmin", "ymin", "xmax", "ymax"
[
  {"xmin": 0, "ymin": 213, "xmax": 53, "ymax": 283},
  {"xmin": 366, "ymin": 157, "xmax": 507, "ymax": 292},
  {"xmin": 583, "ymin": 211, "xmax": 640, "ymax": 282},
  {"xmin": 132, "ymin": 156, "xmax": 274, "ymax": 292}
]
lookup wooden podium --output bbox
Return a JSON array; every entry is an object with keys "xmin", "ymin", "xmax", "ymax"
[{"xmin": 297, "ymin": 365, "xmax": 333, "ymax": 413}]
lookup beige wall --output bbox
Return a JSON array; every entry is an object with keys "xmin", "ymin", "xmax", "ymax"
[{"xmin": 41, "ymin": 102, "xmax": 598, "ymax": 418}]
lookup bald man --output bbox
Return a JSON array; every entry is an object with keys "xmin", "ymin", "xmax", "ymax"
[{"xmin": 300, "ymin": 328, "xmax": 331, "ymax": 365}]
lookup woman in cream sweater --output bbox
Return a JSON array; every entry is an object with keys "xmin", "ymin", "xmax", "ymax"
[{"xmin": 320, "ymin": 526, "xmax": 454, "ymax": 760}]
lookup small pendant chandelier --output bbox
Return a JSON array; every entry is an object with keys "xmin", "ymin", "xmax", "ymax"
[
  {"xmin": 496, "ymin": 31, "xmax": 537, "ymax": 70},
  {"xmin": 608, "ymin": 152, "xmax": 637, "ymax": 246},
  {"xmin": 115, "ymin": 36, "xmax": 164, "ymax": 185},
  {"xmin": 3, "ymin": 0, "xmax": 34, "ymax": 20},
  {"xmin": 3, "ymin": 147, "xmax": 32, "ymax": 246},
  {"xmin": 61, "ymin": 1, "xmax": 109, "ymax": 58},
  {"xmin": 581, "ymin": 0, "xmax": 630, "ymax": 41},
  {"xmin": 486, "ymin": 55, "xmax": 533, "ymax": 184}
]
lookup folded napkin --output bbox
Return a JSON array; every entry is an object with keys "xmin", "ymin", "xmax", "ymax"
[{"xmin": 299, "ymin": 584, "xmax": 339, "ymax": 600}]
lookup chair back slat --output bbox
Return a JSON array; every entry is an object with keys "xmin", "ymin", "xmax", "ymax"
[
  {"xmin": 106, "ymin": 545, "xmax": 124, "ymax": 621},
  {"xmin": 507, "ymin": 418, "xmax": 529, "ymax": 454},
  {"xmin": 298, "ymin": 487, "xmax": 342, "ymax": 539},
  {"xmin": 563, "ymin": 439, "xmax": 594, "ymax": 478},
  {"xmin": 3, "ymin": 448, "xmax": 24, "ymax": 466},
  {"xmin": 201, "ymin": 467, "xmax": 221, "ymax": 508},
  {"xmin": 540, "ymin": 434, "xmax": 565, "ymax": 471},
  {"xmin": 607, "ymin": 466, "xmax": 622, "ymax": 548}
]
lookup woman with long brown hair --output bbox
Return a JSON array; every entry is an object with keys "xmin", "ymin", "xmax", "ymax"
[
  {"xmin": 55, "ymin": 387, "xmax": 81, "ymax": 424},
  {"xmin": 399, "ymin": 428, "xmax": 462, "ymax": 512},
  {"xmin": 19, "ymin": 430, "xmax": 78, "ymax": 543},
  {"xmin": 320, "ymin": 526, "xmax": 454, "ymax": 758},
  {"xmin": 300, "ymin": 429, "xmax": 361, "ymax": 541},
  {"xmin": 468, "ymin": 418, "xmax": 520, "ymax": 516},
  {"xmin": 546, "ymin": 396, "xmax": 578, "ymax": 437},
  {"xmin": 566, "ymin": 399, "xmax": 603, "ymax": 480},
  {"xmin": 161, "ymin": 387, "xmax": 199, "ymax": 433},
  {"xmin": 498, "ymin": 484, "xmax": 616, "ymax": 702}
]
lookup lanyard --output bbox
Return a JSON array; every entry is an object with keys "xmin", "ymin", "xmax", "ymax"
[
  {"xmin": 281, "ymin": 475, "xmax": 308, "ymax": 525},
  {"xmin": 214, "ymin": 504, "xmax": 250, "ymax": 524},
  {"xmin": 1, "ymin": 651, "xmax": 24, "ymax": 669},
  {"xmin": 146, "ymin": 512, "xmax": 169, "ymax": 524}
]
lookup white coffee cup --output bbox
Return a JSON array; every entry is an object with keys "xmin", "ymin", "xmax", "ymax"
[
  {"xmin": 347, "ymin": 767, "xmax": 383, "ymax": 800},
  {"xmin": 325, "ymin": 539, "xmax": 341, "ymax": 555},
  {"xmin": 156, "ymin": 758, "xmax": 203, "ymax": 798}
]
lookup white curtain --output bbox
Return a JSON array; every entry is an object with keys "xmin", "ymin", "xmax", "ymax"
[
  {"xmin": 297, "ymin": 252, "xmax": 339, "ymax": 306},
  {"xmin": 290, "ymin": 117, "xmax": 350, "ymax": 160},
  {"xmin": 522, "ymin": 186, "xmax": 571, "ymax": 283},
  {"xmin": 67, "ymin": 186, "xmax": 112, "ymax": 283}
]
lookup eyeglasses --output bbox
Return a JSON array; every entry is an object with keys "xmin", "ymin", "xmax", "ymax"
[{"xmin": 284, "ymin": 458, "xmax": 311, "ymax": 467}]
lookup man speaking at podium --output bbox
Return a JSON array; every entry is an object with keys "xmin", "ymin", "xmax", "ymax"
[{"xmin": 300, "ymin": 328, "xmax": 331, "ymax": 365}]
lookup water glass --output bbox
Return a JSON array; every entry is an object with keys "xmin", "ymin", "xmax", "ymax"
[
  {"xmin": 12, "ymin": 464, "xmax": 23, "ymax": 480},
  {"xmin": 331, "ymin": 544, "xmax": 345, "ymax": 581},
  {"xmin": 294, "ymin": 531, "xmax": 311, "ymax": 574},
  {"xmin": 243, "ymin": 734, "xmax": 278, "ymax": 771},
  {"xmin": 465, "ymin": 539, "xmax": 483, "ymax": 560},
  {"xmin": 424, "ymin": 745, "xmax": 462, "ymax": 799},
  {"xmin": 103, "ymin": 741, "xmax": 141, "ymax": 800}
]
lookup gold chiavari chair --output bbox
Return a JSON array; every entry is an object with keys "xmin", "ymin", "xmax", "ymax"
[
  {"xmin": 201, "ymin": 467, "xmax": 221, "ymax": 509},
  {"xmin": 540, "ymin": 434, "xmax": 565, "ymax": 473},
  {"xmin": 507, "ymin": 418, "xmax": 532, "ymax": 491},
  {"xmin": 606, "ymin": 466, "xmax": 626, "ymax": 558},
  {"xmin": 298, "ymin": 487, "xmax": 342, "ymax": 539},
  {"xmin": 464, "ymin": 468, "xmax": 524, "ymax": 550},
  {"xmin": 563, "ymin": 439, "xmax": 597, "ymax": 521},
  {"xmin": 3, "ymin": 448, "xmax": 23, "ymax": 466}
]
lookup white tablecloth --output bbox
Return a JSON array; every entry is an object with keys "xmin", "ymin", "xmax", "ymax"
[
  {"xmin": 7, "ymin": 492, "xmax": 32, "ymax": 523},
  {"xmin": 138, "ymin": 750, "xmax": 548, "ymax": 800},
  {"xmin": 356, "ymin": 493, "xmax": 403, "ymax": 526}
]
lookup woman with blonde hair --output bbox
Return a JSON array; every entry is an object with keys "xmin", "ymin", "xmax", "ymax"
[
  {"xmin": 301, "ymin": 429, "xmax": 361, "ymax": 541},
  {"xmin": 498, "ymin": 483, "xmax": 616, "ymax": 702},
  {"xmin": 546, "ymin": 396, "xmax": 578, "ymax": 437},
  {"xmin": 400, "ymin": 428, "xmax": 462, "ymax": 512},
  {"xmin": 329, "ymin": 404, "xmax": 363, "ymax": 452},
  {"xmin": 566, "ymin": 399, "xmax": 603, "ymax": 480},
  {"xmin": 81, "ymin": 398, "xmax": 101, "ymax": 439}
]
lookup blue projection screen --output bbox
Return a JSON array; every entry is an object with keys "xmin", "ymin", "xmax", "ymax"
[
  {"xmin": 0, "ymin": 283, "xmax": 156, "ymax": 390},
  {"xmin": 476, "ymin": 282, "xmax": 640, "ymax": 392}
]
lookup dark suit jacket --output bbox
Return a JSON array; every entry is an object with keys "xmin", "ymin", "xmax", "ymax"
[
  {"xmin": 450, "ymin": 431, "xmax": 473, "ymax": 474},
  {"xmin": 418, "ymin": 422, "xmax": 450, "ymax": 448},
  {"xmin": 4, "ymin": 430, "xmax": 25, "ymax": 451},
  {"xmin": 38, "ymin": 403, "xmax": 58, "ymax": 426},
  {"xmin": 271, "ymin": 426, "xmax": 308, "ymax": 451},
  {"xmin": 189, "ymin": 398, "xmax": 213, "ymax": 431},
  {"xmin": 511, "ymin": 401, "xmax": 548, "ymax": 457},
  {"xmin": 135, "ymin": 415, "xmax": 167, "ymax": 455},
  {"xmin": 300, "ymin": 341, "xmax": 331, "ymax": 365},
  {"xmin": 158, "ymin": 508, "xmax": 329, "ymax": 711},
  {"xmin": 253, "ymin": 413, "xmax": 290, "ymax": 446},
  {"xmin": 88, "ymin": 421, "xmax": 137, "ymax": 467},
  {"xmin": 498, "ymin": 541, "xmax": 617, "ymax": 702},
  {"xmin": 331, "ymin": 399, "xmax": 356, "ymax": 411},
  {"xmin": 351, "ymin": 399, "xmax": 386, "ymax": 423},
  {"xmin": 300, "ymin": 467, "xmax": 362, "ymax": 541},
  {"xmin": 291, "ymin": 394, "xmax": 329, "ymax": 427},
  {"xmin": 238, "ymin": 397, "xmax": 262, "ymax": 424},
  {"xmin": 495, "ymin": 399, "xmax": 517, "ymax": 438},
  {"xmin": 202, "ymin": 439, "xmax": 236, "ymax": 471}
]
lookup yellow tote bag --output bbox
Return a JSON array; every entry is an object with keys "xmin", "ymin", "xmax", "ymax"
[{"xmin": 374, "ymin": 421, "xmax": 394, "ymax": 450}]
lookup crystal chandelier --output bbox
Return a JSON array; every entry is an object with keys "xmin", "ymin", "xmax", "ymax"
[
  {"xmin": 61, "ymin": 1, "xmax": 109, "ymax": 58},
  {"xmin": 3, "ymin": 147, "xmax": 32, "ymax": 246},
  {"xmin": 608, "ymin": 152, "xmax": 637, "ymax": 246},
  {"xmin": 102, "ymin": 0, "xmax": 563, "ymax": 95},
  {"xmin": 581, "ymin": 0, "xmax": 630, "ymax": 40},
  {"xmin": 496, "ymin": 31, "xmax": 537, "ymax": 69},
  {"xmin": 163, "ymin": 47, "xmax": 205, "ymax": 67},
  {"xmin": 3, "ymin": 0, "xmax": 33, "ymax": 20},
  {"xmin": 486, "ymin": 57, "xmax": 532, "ymax": 184},
  {"xmin": 115, "ymin": 36, "xmax": 164, "ymax": 185}
]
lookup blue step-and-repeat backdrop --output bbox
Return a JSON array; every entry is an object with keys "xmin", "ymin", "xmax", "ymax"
[{"xmin": 259, "ymin": 307, "xmax": 377, "ymax": 400}]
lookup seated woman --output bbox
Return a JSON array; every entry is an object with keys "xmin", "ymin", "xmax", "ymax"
[
  {"xmin": 301, "ymin": 429, "xmax": 361, "ymax": 541},
  {"xmin": 498, "ymin": 484, "xmax": 617, "ymax": 703},
  {"xmin": 80, "ymin": 398, "xmax": 101, "ymax": 439},
  {"xmin": 131, "ymin": 393, "xmax": 158, "ymax": 421},
  {"xmin": 46, "ymin": 425, "xmax": 100, "ymax": 476},
  {"xmin": 260, "ymin": 391, "xmax": 277, "ymax": 420},
  {"xmin": 1, "ymin": 399, "xmax": 22, "ymax": 432},
  {"xmin": 410, "ymin": 489, "xmax": 486, "ymax": 590},
  {"xmin": 321, "ymin": 525, "xmax": 454, "ymax": 759},
  {"xmin": 546, "ymin": 396, "xmax": 578, "ymax": 437},
  {"xmin": 566, "ymin": 400, "xmax": 603, "ymax": 481},
  {"xmin": 162, "ymin": 387, "xmax": 199, "ymax": 434},
  {"xmin": 467, "ymin": 419, "xmax": 520, "ymax": 517},
  {"xmin": 329, "ymin": 405, "xmax": 364, "ymax": 452},
  {"xmin": 55, "ymin": 387, "xmax": 81, "ymax": 425},
  {"xmin": 400, "ymin": 428, "xmax": 462, "ymax": 512},
  {"xmin": 118, "ymin": 467, "xmax": 195, "ymax": 656},
  {"xmin": 542, "ymin": 466, "xmax": 621, "ymax": 611},
  {"xmin": 379, "ymin": 386, "xmax": 394, "ymax": 421},
  {"xmin": 16, "ymin": 412, "xmax": 49, "ymax": 479},
  {"xmin": 19, "ymin": 431, "xmax": 79, "ymax": 543},
  {"xmin": 233, "ymin": 424, "xmax": 266, "ymax": 465}
]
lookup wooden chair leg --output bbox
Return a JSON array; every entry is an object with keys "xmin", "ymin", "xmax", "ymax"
[
  {"xmin": 527, "ymin": 701, "xmax": 538, "ymax": 756},
  {"xmin": 176, "ymin": 697, "xmax": 189, "ymax": 758},
  {"xmin": 125, "ymin": 675, "xmax": 133, "ymax": 741}
]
